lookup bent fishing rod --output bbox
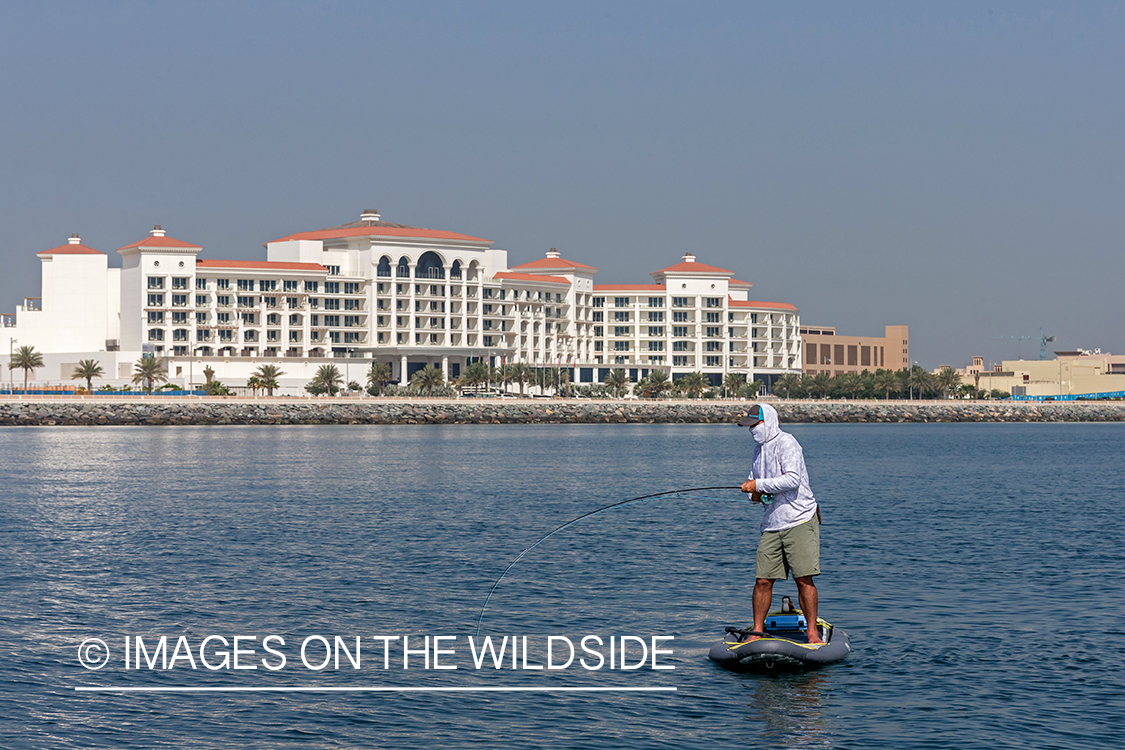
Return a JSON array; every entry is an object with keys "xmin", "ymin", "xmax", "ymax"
[{"xmin": 475, "ymin": 485, "xmax": 752, "ymax": 638}]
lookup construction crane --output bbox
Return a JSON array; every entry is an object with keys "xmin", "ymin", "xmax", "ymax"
[{"xmin": 991, "ymin": 327, "xmax": 1056, "ymax": 360}]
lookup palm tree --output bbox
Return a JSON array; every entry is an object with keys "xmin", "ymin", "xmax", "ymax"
[
  {"xmin": 645, "ymin": 369, "xmax": 671, "ymax": 399},
  {"xmin": 742, "ymin": 378, "xmax": 762, "ymax": 400},
  {"xmin": 936, "ymin": 367, "xmax": 962, "ymax": 400},
  {"xmin": 8, "ymin": 345, "xmax": 44, "ymax": 392},
  {"xmin": 410, "ymin": 365, "xmax": 445, "ymax": 394},
  {"xmin": 495, "ymin": 363, "xmax": 516, "ymax": 395},
  {"xmin": 253, "ymin": 364, "xmax": 285, "ymax": 396},
  {"xmin": 835, "ymin": 372, "xmax": 864, "ymax": 400},
  {"xmin": 906, "ymin": 365, "xmax": 928, "ymax": 400},
  {"xmin": 203, "ymin": 365, "xmax": 215, "ymax": 396},
  {"xmin": 366, "ymin": 361, "xmax": 393, "ymax": 396},
  {"xmin": 457, "ymin": 361, "xmax": 491, "ymax": 393},
  {"xmin": 510, "ymin": 363, "xmax": 534, "ymax": 397},
  {"xmin": 132, "ymin": 356, "xmax": 168, "ymax": 393},
  {"xmin": 873, "ymin": 370, "xmax": 901, "ymax": 400},
  {"xmin": 71, "ymin": 359, "xmax": 104, "ymax": 392},
  {"xmin": 677, "ymin": 371, "xmax": 708, "ymax": 399},
  {"xmin": 722, "ymin": 372, "xmax": 746, "ymax": 399},
  {"xmin": 807, "ymin": 372, "xmax": 833, "ymax": 399},
  {"xmin": 774, "ymin": 373, "xmax": 802, "ymax": 399},
  {"xmin": 307, "ymin": 364, "xmax": 343, "ymax": 396},
  {"xmin": 247, "ymin": 375, "xmax": 263, "ymax": 396},
  {"xmin": 603, "ymin": 368, "xmax": 630, "ymax": 398}
]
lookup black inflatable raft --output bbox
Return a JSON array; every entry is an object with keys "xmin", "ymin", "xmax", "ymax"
[{"xmin": 709, "ymin": 605, "xmax": 850, "ymax": 672}]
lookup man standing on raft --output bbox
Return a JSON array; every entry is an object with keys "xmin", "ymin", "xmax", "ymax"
[{"xmin": 738, "ymin": 403, "xmax": 824, "ymax": 644}]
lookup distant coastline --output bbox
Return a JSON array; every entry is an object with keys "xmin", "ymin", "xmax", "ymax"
[{"xmin": 1, "ymin": 397, "xmax": 1124, "ymax": 426}]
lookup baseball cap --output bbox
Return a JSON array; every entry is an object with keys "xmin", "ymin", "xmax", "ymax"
[{"xmin": 737, "ymin": 404, "xmax": 765, "ymax": 427}]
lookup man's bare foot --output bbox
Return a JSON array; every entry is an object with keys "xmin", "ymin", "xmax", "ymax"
[
  {"xmin": 807, "ymin": 629, "xmax": 825, "ymax": 645},
  {"xmin": 740, "ymin": 634, "xmax": 762, "ymax": 643}
]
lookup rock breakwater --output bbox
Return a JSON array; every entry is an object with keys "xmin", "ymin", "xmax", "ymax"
[{"xmin": 1, "ymin": 399, "xmax": 1123, "ymax": 426}]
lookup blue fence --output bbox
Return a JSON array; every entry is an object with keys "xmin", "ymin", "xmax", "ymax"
[
  {"xmin": 1011, "ymin": 390, "xmax": 1125, "ymax": 402},
  {"xmin": 0, "ymin": 389, "xmax": 208, "ymax": 397}
]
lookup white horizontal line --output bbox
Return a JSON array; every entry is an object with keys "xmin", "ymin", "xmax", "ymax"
[{"xmin": 75, "ymin": 686, "xmax": 676, "ymax": 693}]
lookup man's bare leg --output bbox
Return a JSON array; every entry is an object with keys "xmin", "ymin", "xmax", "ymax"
[
  {"xmin": 795, "ymin": 575, "xmax": 824, "ymax": 644},
  {"xmin": 746, "ymin": 578, "xmax": 775, "ymax": 640}
]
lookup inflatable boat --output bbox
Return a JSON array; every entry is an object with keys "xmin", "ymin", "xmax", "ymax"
[{"xmin": 709, "ymin": 599, "xmax": 851, "ymax": 672}]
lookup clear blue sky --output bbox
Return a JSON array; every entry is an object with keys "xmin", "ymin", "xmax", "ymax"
[{"xmin": 2, "ymin": 1, "xmax": 1121, "ymax": 368}]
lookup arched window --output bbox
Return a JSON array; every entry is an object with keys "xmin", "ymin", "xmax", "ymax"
[
  {"xmin": 377, "ymin": 256, "xmax": 392, "ymax": 277},
  {"xmin": 416, "ymin": 251, "xmax": 445, "ymax": 280},
  {"xmin": 450, "ymin": 260, "xmax": 462, "ymax": 280},
  {"xmin": 397, "ymin": 257, "xmax": 411, "ymax": 278}
]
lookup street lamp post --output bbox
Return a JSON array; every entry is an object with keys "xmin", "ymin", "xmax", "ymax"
[{"xmin": 8, "ymin": 337, "xmax": 16, "ymax": 392}]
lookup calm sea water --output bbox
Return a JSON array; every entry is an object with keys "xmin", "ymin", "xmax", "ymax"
[{"xmin": 1, "ymin": 422, "xmax": 1122, "ymax": 749}]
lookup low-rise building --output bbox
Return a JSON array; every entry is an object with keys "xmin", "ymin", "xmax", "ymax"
[
  {"xmin": 798, "ymin": 324, "xmax": 909, "ymax": 376},
  {"xmin": 955, "ymin": 351, "xmax": 1125, "ymax": 399}
]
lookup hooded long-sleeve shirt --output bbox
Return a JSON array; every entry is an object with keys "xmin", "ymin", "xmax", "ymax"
[{"xmin": 747, "ymin": 403, "xmax": 818, "ymax": 533}]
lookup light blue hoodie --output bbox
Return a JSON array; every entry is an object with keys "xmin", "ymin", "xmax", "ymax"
[{"xmin": 747, "ymin": 403, "xmax": 818, "ymax": 533}]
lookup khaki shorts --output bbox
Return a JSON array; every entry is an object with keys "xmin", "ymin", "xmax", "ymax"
[{"xmin": 755, "ymin": 514, "xmax": 820, "ymax": 580}]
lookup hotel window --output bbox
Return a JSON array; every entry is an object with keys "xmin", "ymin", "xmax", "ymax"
[
  {"xmin": 673, "ymin": 326, "xmax": 688, "ymax": 337},
  {"xmin": 593, "ymin": 326, "xmax": 603, "ymax": 337},
  {"xmin": 262, "ymin": 296, "xmax": 277, "ymax": 308},
  {"xmin": 196, "ymin": 278, "xmax": 208, "ymax": 290},
  {"xmin": 148, "ymin": 329, "xmax": 164, "ymax": 341},
  {"xmin": 289, "ymin": 331, "xmax": 301, "ymax": 342},
  {"xmin": 305, "ymin": 281, "xmax": 319, "ymax": 293},
  {"xmin": 197, "ymin": 330, "xmax": 211, "ymax": 341},
  {"xmin": 705, "ymin": 356, "xmax": 721, "ymax": 367},
  {"xmin": 648, "ymin": 297, "xmax": 664, "ymax": 308},
  {"xmin": 260, "ymin": 280, "xmax": 276, "ymax": 291},
  {"xmin": 592, "ymin": 311, "xmax": 603, "ymax": 322},
  {"xmin": 196, "ymin": 295, "xmax": 208, "ymax": 307},
  {"xmin": 171, "ymin": 311, "xmax": 188, "ymax": 324},
  {"xmin": 614, "ymin": 326, "xmax": 630, "ymax": 337},
  {"xmin": 673, "ymin": 311, "xmax": 688, "ymax": 322},
  {"xmin": 324, "ymin": 298, "xmax": 341, "ymax": 310},
  {"xmin": 267, "ymin": 313, "xmax": 281, "ymax": 325},
  {"xmin": 614, "ymin": 297, "xmax": 630, "ymax": 308},
  {"xmin": 345, "ymin": 299, "xmax": 362, "ymax": 310},
  {"xmin": 594, "ymin": 341, "xmax": 603, "ymax": 351},
  {"xmin": 283, "ymin": 279, "xmax": 299, "ymax": 292},
  {"xmin": 328, "ymin": 331, "xmax": 340, "ymax": 343},
  {"xmin": 196, "ymin": 312, "xmax": 208, "ymax": 324},
  {"xmin": 147, "ymin": 293, "xmax": 164, "ymax": 306},
  {"xmin": 218, "ymin": 330, "xmax": 233, "ymax": 341},
  {"xmin": 613, "ymin": 311, "xmax": 630, "ymax": 322},
  {"xmin": 215, "ymin": 278, "xmax": 230, "ymax": 290},
  {"xmin": 592, "ymin": 297, "xmax": 605, "ymax": 308},
  {"xmin": 286, "ymin": 297, "xmax": 300, "ymax": 308},
  {"xmin": 172, "ymin": 277, "xmax": 188, "ymax": 290},
  {"xmin": 217, "ymin": 312, "xmax": 230, "ymax": 323},
  {"xmin": 325, "ymin": 315, "xmax": 340, "ymax": 326},
  {"xmin": 173, "ymin": 329, "xmax": 189, "ymax": 342},
  {"xmin": 217, "ymin": 295, "xmax": 231, "ymax": 307},
  {"xmin": 706, "ymin": 326, "xmax": 721, "ymax": 338},
  {"xmin": 706, "ymin": 341, "xmax": 722, "ymax": 352},
  {"xmin": 237, "ymin": 296, "xmax": 255, "ymax": 308},
  {"xmin": 325, "ymin": 281, "xmax": 341, "ymax": 294},
  {"xmin": 672, "ymin": 297, "xmax": 690, "ymax": 308},
  {"xmin": 483, "ymin": 336, "xmax": 494, "ymax": 347},
  {"xmin": 172, "ymin": 294, "xmax": 188, "ymax": 307},
  {"xmin": 245, "ymin": 330, "xmax": 258, "ymax": 342},
  {"xmin": 344, "ymin": 315, "xmax": 361, "ymax": 327},
  {"xmin": 673, "ymin": 356, "xmax": 689, "ymax": 367},
  {"xmin": 705, "ymin": 297, "xmax": 723, "ymax": 308},
  {"xmin": 344, "ymin": 331, "xmax": 361, "ymax": 343},
  {"xmin": 241, "ymin": 312, "xmax": 256, "ymax": 324},
  {"xmin": 237, "ymin": 279, "xmax": 254, "ymax": 291},
  {"xmin": 648, "ymin": 341, "xmax": 665, "ymax": 352},
  {"xmin": 266, "ymin": 330, "xmax": 279, "ymax": 342},
  {"xmin": 147, "ymin": 277, "xmax": 164, "ymax": 289},
  {"xmin": 326, "ymin": 266, "xmax": 341, "ymax": 276},
  {"xmin": 648, "ymin": 326, "xmax": 664, "ymax": 337},
  {"xmin": 648, "ymin": 311, "xmax": 664, "ymax": 322},
  {"xmin": 673, "ymin": 341, "xmax": 689, "ymax": 352},
  {"xmin": 288, "ymin": 314, "xmax": 301, "ymax": 325},
  {"xmin": 147, "ymin": 311, "xmax": 164, "ymax": 324},
  {"xmin": 706, "ymin": 312, "xmax": 721, "ymax": 323},
  {"xmin": 614, "ymin": 341, "xmax": 631, "ymax": 351},
  {"xmin": 345, "ymin": 282, "xmax": 362, "ymax": 294}
]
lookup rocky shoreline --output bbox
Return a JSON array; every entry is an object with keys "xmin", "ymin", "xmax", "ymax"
[{"xmin": 1, "ymin": 398, "xmax": 1123, "ymax": 426}]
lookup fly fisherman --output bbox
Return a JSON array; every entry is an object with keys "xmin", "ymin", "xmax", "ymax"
[{"xmin": 738, "ymin": 402, "xmax": 824, "ymax": 644}]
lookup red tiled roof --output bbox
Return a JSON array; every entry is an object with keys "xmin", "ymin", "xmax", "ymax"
[
  {"xmin": 492, "ymin": 272, "xmax": 570, "ymax": 284},
  {"xmin": 729, "ymin": 278, "xmax": 753, "ymax": 287},
  {"xmin": 510, "ymin": 257, "xmax": 598, "ymax": 271},
  {"xmin": 270, "ymin": 226, "xmax": 490, "ymax": 244},
  {"xmin": 196, "ymin": 259, "xmax": 328, "ymax": 272},
  {"xmin": 38, "ymin": 243, "xmax": 104, "ymax": 256},
  {"xmin": 117, "ymin": 235, "xmax": 202, "ymax": 251},
  {"xmin": 655, "ymin": 260, "xmax": 733, "ymax": 274},
  {"xmin": 729, "ymin": 298, "xmax": 798, "ymax": 311},
  {"xmin": 593, "ymin": 284, "xmax": 666, "ymax": 291}
]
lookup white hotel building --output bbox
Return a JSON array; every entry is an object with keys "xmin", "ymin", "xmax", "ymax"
[{"xmin": 2, "ymin": 210, "xmax": 802, "ymax": 392}]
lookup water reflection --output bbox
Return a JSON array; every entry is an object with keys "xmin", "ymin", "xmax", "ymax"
[{"xmin": 742, "ymin": 671, "xmax": 830, "ymax": 749}]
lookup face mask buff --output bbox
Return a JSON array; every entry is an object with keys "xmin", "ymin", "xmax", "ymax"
[{"xmin": 751, "ymin": 423, "xmax": 768, "ymax": 444}]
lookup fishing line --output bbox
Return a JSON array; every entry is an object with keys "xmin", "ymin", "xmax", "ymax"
[{"xmin": 475, "ymin": 485, "xmax": 746, "ymax": 638}]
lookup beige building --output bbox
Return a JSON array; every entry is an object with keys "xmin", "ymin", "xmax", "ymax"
[
  {"xmin": 957, "ymin": 351, "xmax": 1125, "ymax": 399},
  {"xmin": 798, "ymin": 324, "xmax": 909, "ymax": 375}
]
